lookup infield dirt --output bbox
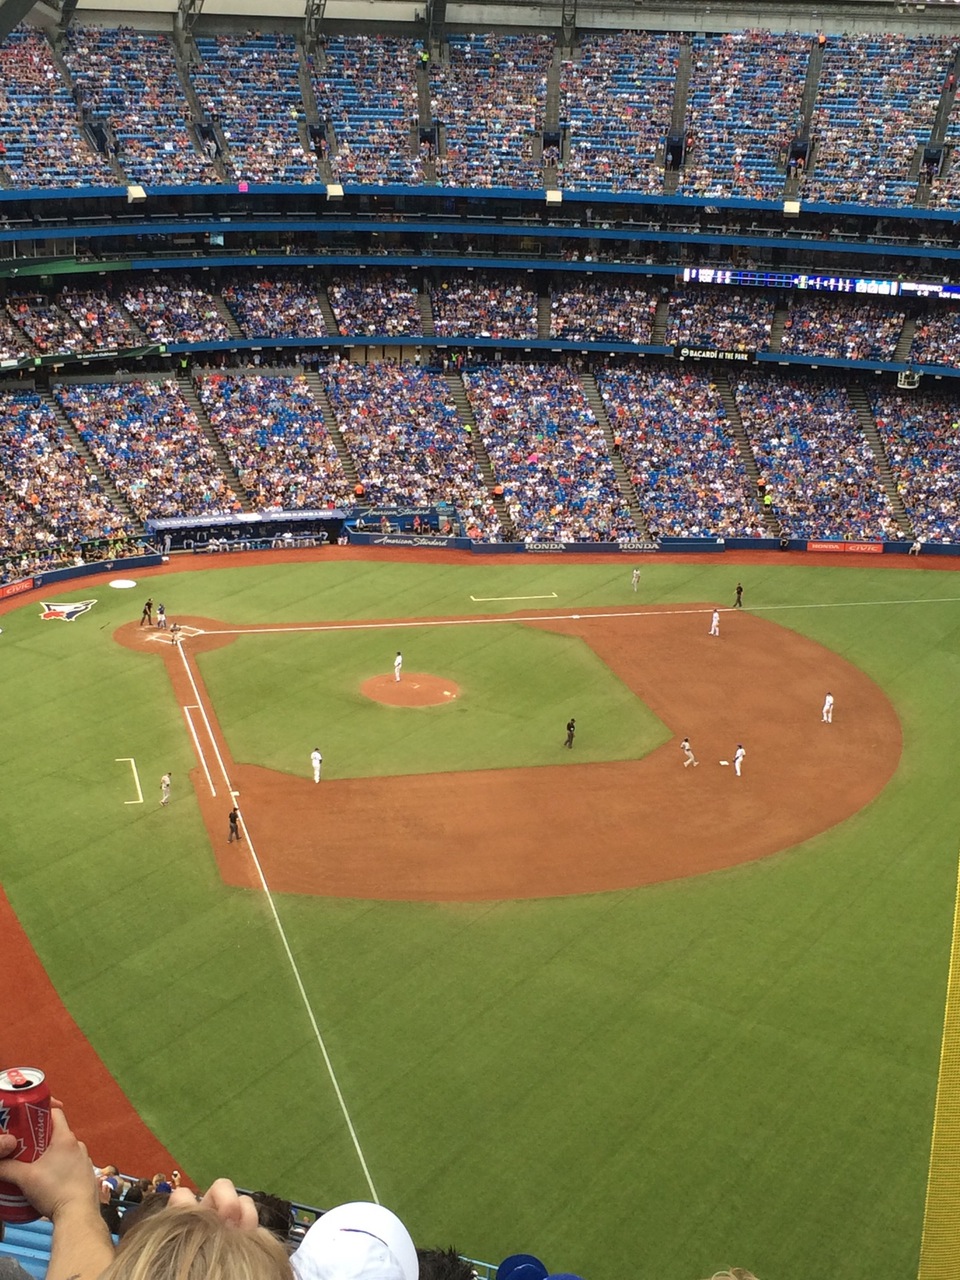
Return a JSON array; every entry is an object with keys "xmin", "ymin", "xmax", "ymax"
[{"xmin": 116, "ymin": 604, "xmax": 901, "ymax": 902}]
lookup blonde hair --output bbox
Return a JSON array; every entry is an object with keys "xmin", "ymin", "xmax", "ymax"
[{"xmin": 101, "ymin": 1206, "xmax": 293, "ymax": 1280}]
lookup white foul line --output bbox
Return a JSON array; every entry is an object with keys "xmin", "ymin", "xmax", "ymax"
[
  {"xmin": 205, "ymin": 593, "xmax": 960, "ymax": 642},
  {"xmin": 469, "ymin": 592, "xmax": 559, "ymax": 602},
  {"xmin": 115, "ymin": 757, "xmax": 143, "ymax": 805},
  {"xmin": 174, "ymin": 638, "xmax": 379, "ymax": 1205},
  {"xmin": 183, "ymin": 706, "xmax": 217, "ymax": 797}
]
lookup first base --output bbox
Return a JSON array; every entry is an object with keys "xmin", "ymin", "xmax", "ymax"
[{"xmin": 719, "ymin": 760, "xmax": 730, "ymax": 766}]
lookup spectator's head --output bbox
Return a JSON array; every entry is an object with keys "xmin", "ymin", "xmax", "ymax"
[
  {"xmin": 102, "ymin": 1204, "xmax": 292, "ymax": 1280},
  {"xmin": 291, "ymin": 1202, "xmax": 418, "ymax": 1280},
  {"xmin": 250, "ymin": 1191, "xmax": 295, "ymax": 1242},
  {"xmin": 116, "ymin": 1191, "xmax": 170, "ymax": 1241},
  {"xmin": 417, "ymin": 1248, "xmax": 476, "ymax": 1280}
]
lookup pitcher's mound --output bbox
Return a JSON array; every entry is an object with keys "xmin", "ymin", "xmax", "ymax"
[{"xmin": 361, "ymin": 674, "xmax": 460, "ymax": 707}]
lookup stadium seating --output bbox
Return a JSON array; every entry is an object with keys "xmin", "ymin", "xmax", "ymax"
[
  {"xmin": 430, "ymin": 33, "xmax": 552, "ymax": 188},
  {"xmin": 802, "ymin": 34, "xmax": 952, "ymax": 206},
  {"xmin": 665, "ymin": 285, "xmax": 774, "ymax": 352},
  {"xmin": 559, "ymin": 32, "xmax": 679, "ymax": 193},
  {"xmin": 463, "ymin": 363, "xmax": 633, "ymax": 541},
  {"xmin": 598, "ymin": 364, "xmax": 765, "ymax": 537},
  {"xmin": 63, "ymin": 26, "xmax": 215, "ymax": 186},
  {"xmin": 327, "ymin": 270, "xmax": 422, "ymax": 337},
  {"xmin": 54, "ymin": 379, "xmax": 238, "ymax": 520},
  {"xmin": 733, "ymin": 371, "xmax": 898, "ymax": 539},
  {"xmin": 780, "ymin": 296, "xmax": 906, "ymax": 362},
  {"xmin": 550, "ymin": 279, "xmax": 659, "ymax": 343},
  {"xmin": 679, "ymin": 30, "xmax": 809, "ymax": 200},
  {"xmin": 0, "ymin": 27, "xmax": 115, "ymax": 189},
  {"xmin": 871, "ymin": 387, "xmax": 960, "ymax": 541},
  {"xmin": 314, "ymin": 34, "xmax": 424, "ymax": 186},
  {"xmin": 320, "ymin": 361, "xmax": 501, "ymax": 538},
  {"xmin": 193, "ymin": 33, "xmax": 318, "ymax": 184},
  {"xmin": 432, "ymin": 272, "xmax": 538, "ymax": 340},
  {"xmin": 196, "ymin": 372, "xmax": 353, "ymax": 509}
]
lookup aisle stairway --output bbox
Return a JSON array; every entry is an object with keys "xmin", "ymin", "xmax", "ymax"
[
  {"xmin": 318, "ymin": 287, "xmax": 340, "ymax": 336},
  {"xmin": 652, "ymin": 296, "xmax": 671, "ymax": 345},
  {"xmin": 846, "ymin": 382, "xmax": 914, "ymax": 537},
  {"xmin": 443, "ymin": 371, "xmax": 517, "ymax": 539},
  {"xmin": 175, "ymin": 373, "xmax": 251, "ymax": 510},
  {"xmin": 302, "ymin": 370, "xmax": 360, "ymax": 485},
  {"xmin": 418, "ymin": 288, "xmax": 435, "ymax": 336},
  {"xmin": 537, "ymin": 293, "xmax": 552, "ymax": 340},
  {"xmin": 579, "ymin": 372, "xmax": 650, "ymax": 538},
  {"xmin": 713, "ymin": 371, "xmax": 780, "ymax": 535},
  {"xmin": 768, "ymin": 302, "xmax": 789, "ymax": 354},
  {"xmin": 38, "ymin": 385, "xmax": 136, "ymax": 527},
  {"xmin": 213, "ymin": 295, "xmax": 243, "ymax": 339},
  {"xmin": 893, "ymin": 316, "xmax": 917, "ymax": 364}
]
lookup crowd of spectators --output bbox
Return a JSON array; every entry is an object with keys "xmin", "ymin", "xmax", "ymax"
[
  {"xmin": 0, "ymin": 389, "xmax": 130, "ymax": 557},
  {"xmin": 120, "ymin": 278, "xmax": 233, "ymax": 345},
  {"xmin": 6, "ymin": 296, "xmax": 94, "ymax": 356},
  {"xmin": 193, "ymin": 33, "xmax": 318, "ymax": 185},
  {"xmin": 679, "ymin": 31, "xmax": 808, "ymax": 200},
  {"xmin": 315, "ymin": 35, "xmax": 424, "ymax": 186},
  {"xmin": 327, "ymin": 270, "xmax": 422, "ymax": 336},
  {"xmin": 54, "ymin": 378, "xmax": 239, "ymax": 519},
  {"xmin": 910, "ymin": 308, "xmax": 960, "ymax": 367},
  {"xmin": 431, "ymin": 272, "xmax": 538, "ymax": 340},
  {"xmin": 0, "ymin": 309, "xmax": 37, "ymax": 362},
  {"xmin": 0, "ymin": 27, "xmax": 116, "ymax": 190},
  {"xmin": 430, "ymin": 33, "xmax": 552, "ymax": 188},
  {"xmin": 7, "ymin": 22, "xmax": 960, "ymax": 212},
  {"xmin": 550, "ymin": 279, "xmax": 659, "ymax": 343},
  {"xmin": 221, "ymin": 272, "xmax": 328, "ymax": 340},
  {"xmin": 871, "ymin": 387, "xmax": 960, "ymax": 540},
  {"xmin": 59, "ymin": 288, "xmax": 143, "ymax": 349},
  {"xmin": 802, "ymin": 34, "xmax": 952, "ymax": 206},
  {"xmin": 665, "ymin": 285, "xmax": 774, "ymax": 352},
  {"xmin": 599, "ymin": 365, "xmax": 765, "ymax": 537},
  {"xmin": 63, "ymin": 26, "xmax": 215, "ymax": 187},
  {"xmin": 0, "ymin": 1120, "xmax": 596, "ymax": 1280},
  {"xmin": 734, "ymin": 372, "xmax": 899, "ymax": 538},
  {"xmin": 321, "ymin": 360, "xmax": 501, "ymax": 537},
  {"xmin": 780, "ymin": 296, "xmax": 906, "ymax": 361},
  {"xmin": 559, "ymin": 32, "xmax": 679, "ymax": 193},
  {"xmin": 196, "ymin": 372, "xmax": 353, "ymax": 510},
  {"xmin": 463, "ymin": 363, "xmax": 634, "ymax": 541}
]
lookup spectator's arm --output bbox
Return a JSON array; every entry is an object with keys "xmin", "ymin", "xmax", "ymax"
[{"xmin": 0, "ymin": 1111, "xmax": 114, "ymax": 1280}]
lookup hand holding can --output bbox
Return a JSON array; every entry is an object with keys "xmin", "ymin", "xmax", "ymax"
[
  {"xmin": 0, "ymin": 1103, "xmax": 101, "ymax": 1226},
  {"xmin": 0, "ymin": 1068, "xmax": 52, "ymax": 1223}
]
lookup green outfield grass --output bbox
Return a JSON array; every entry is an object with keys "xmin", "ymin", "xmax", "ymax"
[
  {"xmin": 3, "ymin": 556, "xmax": 960, "ymax": 1280},
  {"xmin": 197, "ymin": 622, "xmax": 668, "ymax": 778}
]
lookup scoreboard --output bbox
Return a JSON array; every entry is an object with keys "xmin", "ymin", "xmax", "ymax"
[{"xmin": 680, "ymin": 267, "xmax": 960, "ymax": 300}]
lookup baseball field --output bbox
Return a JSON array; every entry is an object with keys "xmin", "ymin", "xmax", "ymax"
[{"xmin": 2, "ymin": 548, "xmax": 959, "ymax": 1280}]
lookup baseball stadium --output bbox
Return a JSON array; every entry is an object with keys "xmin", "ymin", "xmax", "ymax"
[{"xmin": 4, "ymin": 1, "xmax": 960, "ymax": 1280}]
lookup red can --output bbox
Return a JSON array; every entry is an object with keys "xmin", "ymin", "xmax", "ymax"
[{"xmin": 0, "ymin": 1068, "xmax": 52, "ymax": 1223}]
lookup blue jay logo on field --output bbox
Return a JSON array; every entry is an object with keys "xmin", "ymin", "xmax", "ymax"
[{"xmin": 39, "ymin": 599, "xmax": 97, "ymax": 622}]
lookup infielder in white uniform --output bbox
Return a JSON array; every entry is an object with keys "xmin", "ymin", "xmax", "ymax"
[
  {"xmin": 822, "ymin": 692, "xmax": 834, "ymax": 723},
  {"xmin": 734, "ymin": 744, "xmax": 746, "ymax": 777},
  {"xmin": 394, "ymin": 651, "xmax": 403, "ymax": 682},
  {"xmin": 709, "ymin": 609, "xmax": 720, "ymax": 637},
  {"xmin": 680, "ymin": 737, "xmax": 699, "ymax": 768},
  {"xmin": 311, "ymin": 747, "xmax": 323, "ymax": 783},
  {"xmin": 160, "ymin": 772, "xmax": 172, "ymax": 806},
  {"xmin": 631, "ymin": 567, "xmax": 640, "ymax": 592}
]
